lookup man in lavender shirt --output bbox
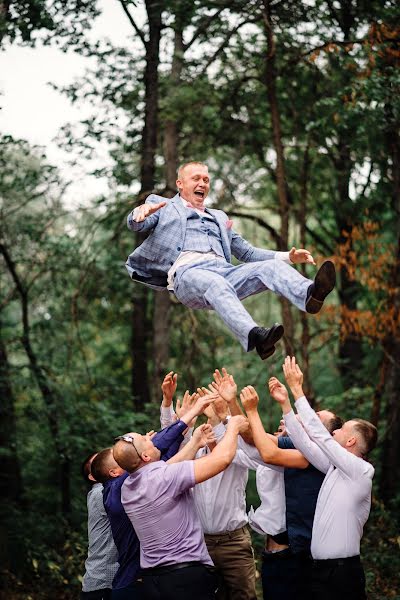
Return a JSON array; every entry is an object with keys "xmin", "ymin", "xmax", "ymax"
[{"xmin": 113, "ymin": 414, "xmax": 249, "ymax": 600}]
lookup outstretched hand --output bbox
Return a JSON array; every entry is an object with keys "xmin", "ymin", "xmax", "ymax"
[
  {"xmin": 161, "ymin": 371, "xmax": 178, "ymax": 406},
  {"xmin": 192, "ymin": 423, "xmax": 216, "ymax": 449},
  {"xmin": 240, "ymin": 385, "xmax": 259, "ymax": 413},
  {"xmin": 282, "ymin": 356, "xmax": 304, "ymax": 396},
  {"xmin": 289, "ymin": 247, "xmax": 316, "ymax": 265},
  {"xmin": 210, "ymin": 368, "xmax": 237, "ymax": 404},
  {"xmin": 134, "ymin": 201, "xmax": 166, "ymax": 223},
  {"xmin": 268, "ymin": 377, "xmax": 289, "ymax": 405},
  {"xmin": 175, "ymin": 390, "xmax": 198, "ymax": 422}
]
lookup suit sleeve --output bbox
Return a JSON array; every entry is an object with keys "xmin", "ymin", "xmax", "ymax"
[
  {"xmin": 230, "ymin": 231, "xmax": 277, "ymax": 262},
  {"xmin": 126, "ymin": 194, "xmax": 162, "ymax": 233}
]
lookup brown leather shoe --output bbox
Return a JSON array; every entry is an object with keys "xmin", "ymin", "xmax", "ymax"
[{"xmin": 306, "ymin": 260, "xmax": 336, "ymax": 314}]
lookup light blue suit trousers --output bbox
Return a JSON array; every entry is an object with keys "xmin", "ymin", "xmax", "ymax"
[{"xmin": 173, "ymin": 257, "xmax": 312, "ymax": 350}]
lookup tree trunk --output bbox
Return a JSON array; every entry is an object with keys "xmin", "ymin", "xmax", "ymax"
[
  {"xmin": 0, "ymin": 243, "xmax": 71, "ymax": 518},
  {"xmin": 130, "ymin": 0, "xmax": 163, "ymax": 409},
  {"xmin": 335, "ymin": 145, "xmax": 364, "ymax": 386},
  {"xmin": 151, "ymin": 22, "xmax": 185, "ymax": 401},
  {"xmin": 262, "ymin": 0, "xmax": 294, "ymax": 354},
  {"xmin": 0, "ymin": 321, "xmax": 24, "ymax": 570},
  {"xmin": 379, "ymin": 111, "xmax": 400, "ymax": 503},
  {"xmin": 299, "ymin": 144, "xmax": 314, "ymax": 404}
]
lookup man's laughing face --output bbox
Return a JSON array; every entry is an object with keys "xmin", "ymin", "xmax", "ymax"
[{"xmin": 176, "ymin": 164, "xmax": 210, "ymax": 208}]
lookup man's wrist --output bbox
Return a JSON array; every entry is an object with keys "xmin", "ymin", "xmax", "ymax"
[{"xmin": 290, "ymin": 385, "xmax": 304, "ymax": 400}]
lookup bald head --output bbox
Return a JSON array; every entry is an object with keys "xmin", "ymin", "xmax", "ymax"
[{"xmin": 113, "ymin": 432, "xmax": 161, "ymax": 473}]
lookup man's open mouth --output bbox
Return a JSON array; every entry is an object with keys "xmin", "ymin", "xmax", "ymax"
[{"xmin": 194, "ymin": 191, "xmax": 204, "ymax": 198}]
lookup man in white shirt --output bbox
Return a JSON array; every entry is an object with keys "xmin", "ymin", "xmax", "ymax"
[{"xmin": 241, "ymin": 357, "xmax": 377, "ymax": 600}]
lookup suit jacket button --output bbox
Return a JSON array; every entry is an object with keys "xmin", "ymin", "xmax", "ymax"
[{"xmin": 177, "ymin": 246, "xmax": 181, "ymax": 251}]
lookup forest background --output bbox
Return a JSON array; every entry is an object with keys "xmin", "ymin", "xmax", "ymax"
[{"xmin": 0, "ymin": 1, "xmax": 399, "ymax": 598}]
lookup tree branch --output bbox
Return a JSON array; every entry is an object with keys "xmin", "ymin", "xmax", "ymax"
[{"xmin": 118, "ymin": 0, "xmax": 148, "ymax": 49}]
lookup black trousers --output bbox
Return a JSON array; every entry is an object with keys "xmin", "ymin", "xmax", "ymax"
[
  {"xmin": 80, "ymin": 590, "xmax": 111, "ymax": 600},
  {"xmin": 261, "ymin": 549, "xmax": 312, "ymax": 600},
  {"xmin": 139, "ymin": 562, "xmax": 218, "ymax": 600},
  {"xmin": 311, "ymin": 556, "xmax": 366, "ymax": 600}
]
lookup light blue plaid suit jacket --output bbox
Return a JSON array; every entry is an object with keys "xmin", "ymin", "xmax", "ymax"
[{"xmin": 125, "ymin": 193, "xmax": 277, "ymax": 290}]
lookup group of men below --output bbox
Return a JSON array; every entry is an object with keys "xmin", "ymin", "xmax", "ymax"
[{"xmin": 80, "ymin": 357, "xmax": 377, "ymax": 600}]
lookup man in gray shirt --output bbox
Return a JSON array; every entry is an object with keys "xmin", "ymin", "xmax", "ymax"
[{"xmin": 81, "ymin": 452, "xmax": 119, "ymax": 600}]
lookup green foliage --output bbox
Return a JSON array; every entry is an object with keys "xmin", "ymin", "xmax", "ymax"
[{"xmin": 1, "ymin": 0, "xmax": 400, "ymax": 596}]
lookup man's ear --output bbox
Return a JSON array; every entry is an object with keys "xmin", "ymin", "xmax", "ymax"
[
  {"xmin": 346, "ymin": 435, "xmax": 357, "ymax": 449},
  {"xmin": 176, "ymin": 178, "xmax": 182, "ymax": 191},
  {"xmin": 109, "ymin": 467, "xmax": 121, "ymax": 478},
  {"xmin": 141, "ymin": 452, "xmax": 152, "ymax": 464}
]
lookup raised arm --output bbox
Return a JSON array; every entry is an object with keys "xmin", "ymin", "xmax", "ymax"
[
  {"xmin": 193, "ymin": 415, "xmax": 249, "ymax": 483},
  {"xmin": 210, "ymin": 368, "xmax": 254, "ymax": 445},
  {"xmin": 240, "ymin": 386, "xmax": 308, "ymax": 469},
  {"xmin": 160, "ymin": 371, "xmax": 178, "ymax": 428},
  {"xmin": 127, "ymin": 195, "xmax": 166, "ymax": 232},
  {"xmin": 167, "ymin": 424, "xmax": 216, "ymax": 464},
  {"xmin": 268, "ymin": 376, "xmax": 330, "ymax": 474},
  {"xmin": 283, "ymin": 357, "xmax": 371, "ymax": 479}
]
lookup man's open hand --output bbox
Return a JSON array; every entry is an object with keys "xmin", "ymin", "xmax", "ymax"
[
  {"xmin": 282, "ymin": 356, "xmax": 304, "ymax": 389},
  {"xmin": 240, "ymin": 385, "xmax": 259, "ymax": 413},
  {"xmin": 289, "ymin": 247, "xmax": 316, "ymax": 265},
  {"xmin": 210, "ymin": 368, "xmax": 237, "ymax": 404},
  {"xmin": 268, "ymin": 377, "xmax": 289, "ymax": 405},
  {"xmin": 161, "ymin": 371, "xmax": 178, "ymax": 406},
  {"xmin": 192, "ymin": 423, "xmax": 216, "ymax": 449},
  {"xmin": 175, "ymin": 390, "xmax": 197, "ymax": 419},
  {"xmin": 134, "ymin": 201, "xmax": 166, "ymax": 222}
]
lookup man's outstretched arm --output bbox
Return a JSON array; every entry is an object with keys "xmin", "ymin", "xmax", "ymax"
[
  {"xmin": 268, "ymin": 375, "xmax": 330, "ymax": 474},
  {"xmin": 127, "ymin": 194, "xmax": 166, "ymax": 232},
  {"xmin": 240, "ymin": 386, "xmax": 308, "ymax": 469}
]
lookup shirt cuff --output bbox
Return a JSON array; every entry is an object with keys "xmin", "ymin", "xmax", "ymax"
[
  {"xmin": 161, "ymin": 405, "xmax": 175, "ymax": 417},
  {"xmin": 275, "ymin": 251, "xmax": 292, "ymax": 264}
]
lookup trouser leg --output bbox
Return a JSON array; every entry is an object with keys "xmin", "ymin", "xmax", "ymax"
[
  {"xmin": 225, "ymin": 259, "xmax": 312, "ymax": 311},
  {"xmin": 311, "ymin": 560, "xmax": 367, "ymax": 600},
  {"xmin": 174, "ymin": 268, "xmax": 257, "ymax": 350},
  {"xmin": 261, "ymin": 551, "xmax": 296, "ymax": 599},
  {"xmin": 204, "ymin": 527, "xmax": 257, "ymax": 600}
]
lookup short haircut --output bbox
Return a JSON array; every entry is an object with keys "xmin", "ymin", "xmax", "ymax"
[
  {"xmin": 326, "ymin": 414, "xmax": 344, "ymax": 434},
  {"xmin": 177, "ymin": 161, "xmax": 208, "ymax": 179},
  {"xmin": 352, "ymin": 419, "xmax": 378, "ymax": 456},
  {"xmin": 81, "ymin": 451, "xmax": 98, "ymax": 483},
  {"xmin": 91, "ymin": 448, "xmax": 115, "ymax": 484}
]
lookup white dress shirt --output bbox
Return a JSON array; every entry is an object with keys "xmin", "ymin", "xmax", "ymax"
[
  {"xmin": 235, "ymin": 437, "xmax": 286, "ymax": 536},
  {"xmin": 285, "ymin": 396, "xmax": 374, "ymax": 560}
]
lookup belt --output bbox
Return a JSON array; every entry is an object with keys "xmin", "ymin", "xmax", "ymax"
[
  {"xmin": 204, "ymin": 525, "xmax": 248, "ymax": 540},
  {"xmin": 313, "ymin": 555, "xmax": 361, "ymax": 566},
  {"xmin": 141, "ymin": 561, "xmax": 205, "ymax": 576}
]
